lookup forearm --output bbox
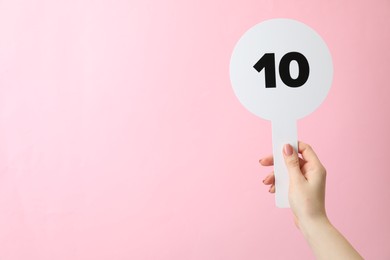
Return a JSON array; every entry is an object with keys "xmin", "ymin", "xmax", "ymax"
[{"xmin": 300, "ymin": 217, "xmax": 363, "ymax": 260}]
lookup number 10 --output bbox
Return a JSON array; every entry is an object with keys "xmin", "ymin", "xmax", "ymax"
[{"xmin": 253, "ymin": 52, "xmax": 310, "ymax": 88}]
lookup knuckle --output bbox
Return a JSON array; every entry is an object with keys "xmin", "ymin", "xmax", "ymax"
[
  {"xmin": 318, "ymin": 165, "xmax": 327, "ymax": 178},
  {"xmin": 322, "ymin": 166, "xmax": 327, "ymax": 176}
]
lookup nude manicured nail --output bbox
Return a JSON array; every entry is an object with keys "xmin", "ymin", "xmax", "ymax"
[{"xmin": 283, "ymin": 144, "xmax": 293, "ymax": 156}]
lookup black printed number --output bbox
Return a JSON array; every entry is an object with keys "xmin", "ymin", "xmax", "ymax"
[{"xmin": 253, "ymin": 52, "xmax": 310, "ymax": 88}]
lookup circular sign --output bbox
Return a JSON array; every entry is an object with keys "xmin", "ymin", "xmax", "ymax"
[{"xmin": 230, "ymin": 18, "xmax": 333, "ymax": 121}]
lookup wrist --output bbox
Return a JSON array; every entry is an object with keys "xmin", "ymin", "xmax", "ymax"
[
  {"xmin": 299, "ymin": 215, "xmax": 331, "ymax": 238},
  {"xmin": 297, "ymin": 215, "xmax": 364, "ymax": 260}
]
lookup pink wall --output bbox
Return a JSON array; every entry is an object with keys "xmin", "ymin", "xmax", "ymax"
[{"xmin": 1, "ymin": 0, "xmax": 389, "ymax": 259}]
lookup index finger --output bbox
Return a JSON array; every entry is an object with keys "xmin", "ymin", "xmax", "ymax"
[{"xmin": 298, "ymin": 141, "xmax": 321, "ymax": 165}]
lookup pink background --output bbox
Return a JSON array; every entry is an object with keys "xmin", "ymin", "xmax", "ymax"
[{"xmin": 1, "ymin": 0, "xmax": 389, "ymax": 259}]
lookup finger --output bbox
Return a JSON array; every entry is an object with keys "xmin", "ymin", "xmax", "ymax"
[
  {"xmin": 269, "ymin": 184, "xmax": 275, "ymax": 193},
  {"xmin": 261, "ymin": 155, "xmax": 304, "ymax": 167},
  {"xmin": 299, "ymin": 157, "xmax": 306, "ymax": 168},
  {"xmin": 259, "ymin": 155, "xmax": 274, "ymax": 166},
  {"xmin": 263, "ymin": 172, "xmax": 275, "ymax": 185},
  {"xmin": 283, "ymin": 143, "xmax": 305, "ymax": 183},
  {"xmin": 298, "ymin": 141, "xmax": 321, "ymax": 165}
]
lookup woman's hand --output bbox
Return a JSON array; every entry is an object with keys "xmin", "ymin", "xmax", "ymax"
[
  {"xmin": 261, "ymin": 141, "xmax": 327, "ymax": 227},
  {"xmin": 260, "ymin": 141, "xmax": 363, "ymax": 260}
]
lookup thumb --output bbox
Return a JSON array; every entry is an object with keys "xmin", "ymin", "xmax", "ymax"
[{"xmin": 283, "ymin": 144, "xmax": 303, "ymax": 183}]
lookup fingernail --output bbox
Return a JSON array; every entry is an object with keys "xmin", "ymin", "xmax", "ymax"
[
  {"xmin": 259, "ymin": 159, "xmax": 262, "ymax": 164},
  {"xmin": 283, "ymin": 144, "xmax": 293, "ymax": 156}
]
